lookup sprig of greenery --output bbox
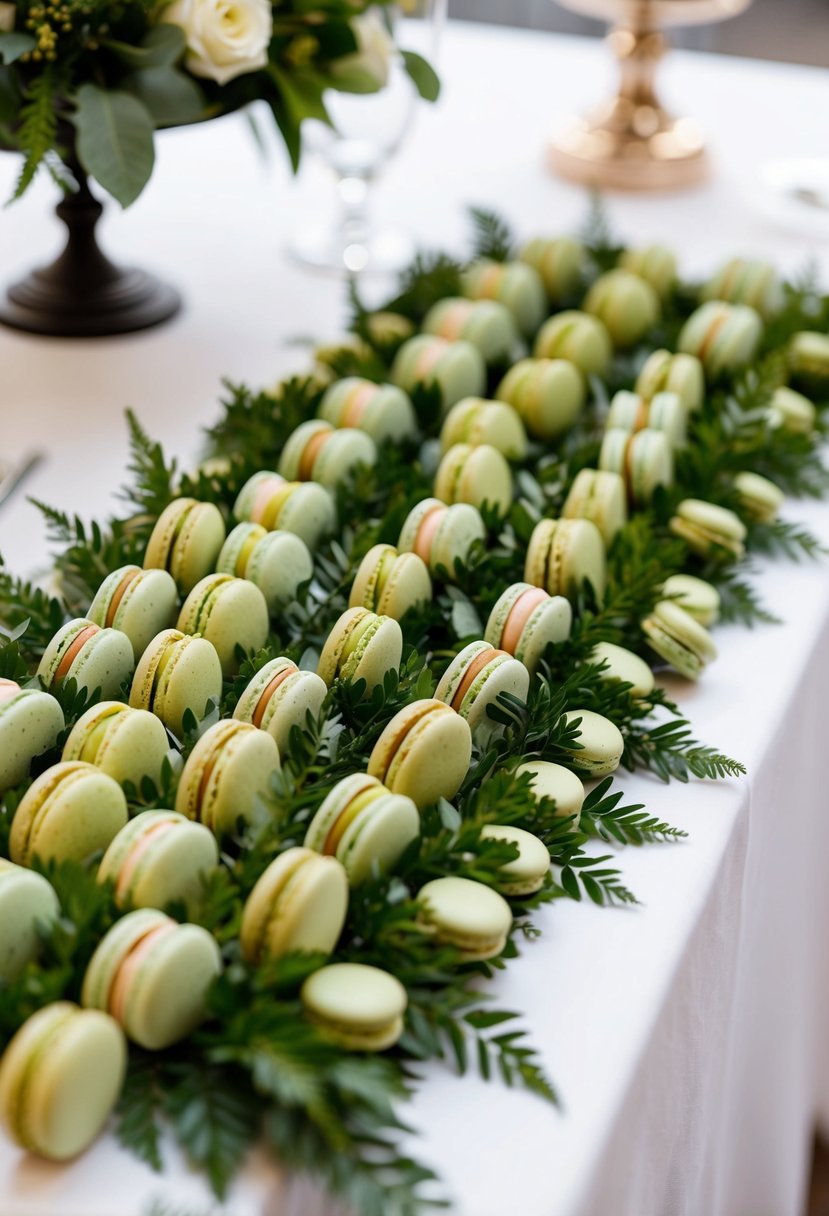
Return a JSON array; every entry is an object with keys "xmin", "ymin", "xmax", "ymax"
[{"xmin": 468, "ymin": 206, "xmax": 514, "ymax": 263}]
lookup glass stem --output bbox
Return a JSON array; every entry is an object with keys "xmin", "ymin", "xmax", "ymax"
[{"xmin": 336, "ymin": 173, "xmax": 372, "ymax": 251}]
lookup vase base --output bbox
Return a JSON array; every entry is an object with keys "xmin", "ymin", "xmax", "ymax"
[{"xmin": 0, "ymin": 266, "xmax": 182, "ymax": 338}]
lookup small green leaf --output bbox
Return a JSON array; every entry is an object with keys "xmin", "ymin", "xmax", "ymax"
[
  {"xmin": 271, "ymin": 66, "xmax": 332, "ymax": 129},
  {"xmin": 0, "ymin": 32, "xmax": 36, "ymax": 64},
  {"xmin": 123, "ymin": 66, "xmax": 205, "ymax": 127},
  {"xmin": 102, "ymin": 24, "xmax": 185, "ymax": 70},
  {"xmin": 401, "ymin": 50, "xmax": 440, "ymax": 102},
  {"xmin": 72, "ymin": 85, "xmax": 155, "ymax": 208}
]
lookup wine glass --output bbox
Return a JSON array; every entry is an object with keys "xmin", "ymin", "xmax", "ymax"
[{"xmin": 290, "ymin": 0, "xmax": 446, "ymax": 275}]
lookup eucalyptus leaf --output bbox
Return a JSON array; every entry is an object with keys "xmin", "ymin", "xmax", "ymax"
[
  {"xmin": 72, "ymin": 85, "xmax": 155, "ymax": 208},
  {"xmin": 271, "ymin": 67, "xmax": 332, "ymax": 130},
  {"xmin": 401, "ymin": 50, "xmax": 440, "ymax": 103},
  {"xmin": 123, "ymin": 66, "xmax": 205, "ymax": 127},
  {"xmin": 102, "ymin": 24, "xmax": 185, "ymax": 71},
  {"xmin": 0, "ymin": 65, "xmax": 19, "ymax": 124},
  {"xmin": 0, "ymin": 33, "xmax": 36, "ymax": 64}
]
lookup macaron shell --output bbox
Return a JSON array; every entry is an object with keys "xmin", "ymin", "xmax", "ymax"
[
  {"xmin": 0, "ymin": 862, "xmax": 60, "ymax": 981},
  {"xmin": 516, "ymin": 598, "xmax": 573, "ymax": 671},
  {"xmin": 0, "ymin": 689, "xmax": 64, "ymax": 792},
  {"xmin": 37, "ymin": 620, "xmax": 134, "ymax": 701},
  {"xmin": 480, "ymin": 824, "xmax": 551, "ymax": 896},
  {"xmin": 169, "ymin": 503, "xmax": 227, "ymax": 594},
  {"xmin": 62, "ymin": 703, "xmax": 171, "ymax": 790},
  {"xmin": 591, "ymin": 641, "xmax": 655, "ymax": 698},
  {"xmin": 429, "ymin": 503, "xmax": 486, "ymax": 578},
  {"xmin": 120, "ymin": 922, "xmax": 221, "ymax": 1049},
  {"xmin": 434, "ymin": 443, "xmax": 513, "ymax": 517},
  {"xmin": 312, "ymin": 429, "xmax": 378, "ymax": 489},
  {"xmin": 274, "ymin": 483, "xmax": 337, "ymax": 549},
  {"xmin": 458, "ymin": 655, "xmax": 530, "ymax": 741},
  {"xmin": 495, "ymin": 358, "xmax": 585, "ymax": 440},
  {"xmin": 342, "ymin": 616, "xmax": 403, "ymax": 690},
  {"xmin": 368, "ymin": 700, "xmax": 472, "ymax": 809},
  {"xmin": 563, "ymin": 468, "xmax": 628, "ymax": 546},
  {"xmin": 175, "ymin": 720, "xmax": 280, "ymax": 835},
  {"xmin": 661, "ymin": 574, "xmax": 720, "ymax": 627},
  {"xmin": 244, "ymin": 530, "xmax": 314, "ymax": 612},
  {"xmin": 336, "ymin": 793, "xmax": 420, "ymax": 885},
  {"xmin": 10, "ymin": 762, "xmax": 128, "ymax": 866},
  {"xmin": 88, "ymin": 567, "xmax": 178, "ymax": 662},
  {"xmin": 0, "ymin": 1003, "xmax": 126, "ymax": 1160},
  {"xmin": 178, "ymin": 576, "xmax": 269, "ymax": 676},
  {"xmin": 99, "ymin": 811, "xmax": 219, "ymax": 913},
  {"xmin": 517, "ymin": 760, "xmax": 585, "ymax": 824},
  {"xmin": 417, "ymin": 875, "xmax": 512, "ymax": 960},
  {"xmin": 240, "ymin": 848, "xmax": 349, "ymax": 962},
  {"xmin": 130, "ymin": 630, "xmax": 223, "ymax": 737},
  {"xmin": 301, "ymin": 963, "xmax": 407, "ymax": 1051},
  {"xmin": 304, "ymin": 773, "xmax": 381, "ymax": 853},
  {"xmin": 279, "ymin": 420, "xmax": 331, "ymax": 480},
  {"xmin": 439, "ymin": 397, "xmax": 528, "ymax": 460},
  {"xmin": 234, "ymin": 663, "xmax": 328, "ymax": 755},
  {"xmin": 561, "ymin": 710, "xmax": 625, "ymax": 777}
]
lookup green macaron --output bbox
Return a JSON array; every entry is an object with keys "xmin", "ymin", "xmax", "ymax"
[
  {"xmin": 495, "ymin": 357, "xmax": 586, "ymax": 440},
  {"xmin": 767, "ymin": 385, "xmax": 816, "ymax": 434},
  {"xmin": 0, "ymin": 859, "xmax": 60, "ymax": 981},
  {"xmin": 81, "ymin": 908, "xmax": 222, "ymax": 1050},
  {"xmin": 583, "ymin": 268, "xmax": 660, "ymax": 348},
  {"xmin": 391, "ymin": 335, "xmax": 487, "ymax": 412},
  {"xmin": 397, "ymin": 497, "xmax": 486, "ymax": 580},
  {"xmin": 300, "ymin": 962, "xmax": 408, "ymax": 1052},
  {"xmin": 240, "ymin": 847, "xmax": 349, "ymax": 964},
  {"xmin": 37, "ymin": 618, "xmax": 134, "ymax": 701},
  {"xmin": 669, "ymin": 498, "xmax": 747, "ymax": 560},
  {"xmin": 618, "ymin": 245, "xmax": 677, "ymax": 300},
  {"xmin": 87, "ymin": 565, "xmax": 178, "ymax": 662},
  {"xmin": 318, "ymin": 377, "xmax": 417, "ymax": 443},
  {"xmin": 461, "ymin": 259, "xmax": 547, "ymax": 337},
  {"xmin": 232, "ymin": 657, "xmax": 328, "ymax": 756},
  {"xmin": 599, "ymin": 427, "xmax": 674, "ymax": 505},
  {"xmin": 636, "ymin": 349, "xmax": 705, "ymax": 412},
  {"xmin": 533, "ymin": 310, "xmax": 612, "ymax": 378},
  {"xmin": 590, "ymin": 641, "xmax": 655, "ymax": 698},
  {"xmin": 524, "ymin": 518, "xmax": 607, "ymax": 603},
  {"xmin": 304, "ymin": 773, "xmax": 420, "ymax": 885},
  {"xmin": 423, "ymin": 297, "xmax": 520, "ymax": 364},
  {"xmin": 233, "ymin": 471, "xmax": 337, "ymax": 550},
  {"xmin": 484, "ymin": 582, "xmax": 572, "ymax": 674},
  {"xmin": 559, "ymin": 709, "xmax": 625, "ymax": 776},
  {"xmin": 348, "ymin": 544, "xmax": 433, "ymax": 621},
  {"xmin": 519, "ymin": 236, "xmax": 586, "ymax": 302},
  {"xmin": 62, "ymin": 701, "xmax": 171, "ymax": 791},
  {"xmin": 217, "ymin": 523, "xmax": 313, "ymax": 614},
  {"xmin": 97, "ymin": 810, "xmax": 219, "ymax": 913},
  {"xmin": 143, "ymin": 497, "xmax": 226, "ymax": 595},
  {"xmin": 417, "ymin": 875, "xmax": 513, "ymax": 962},
  {"xmin": 317, "ymin": 607, "xmax": 403, "ymax": 693},
  {"xmin": 677, "ymin": 301, "xmax": 763, "ymax": 378},
  {"xmin": 733, "ymin": 471, "xmax": 785, "ymax": 523},
  {"xmin": 0, "ymin": 679, "xmax": 64, "ymax": 793},
  {"xmin": 435, "ymin": 640, "xmax": 530, "ymax": 743},
  {"xmin": 479, "ymin": 824, "xmax": 551, "ymax": 897},
  {"xmin": 788, "ymin": 331, "xmax": 829, "ymax": 392},
  {"xmin": 10, "ymin": 761, "xmax": 128, "ymax": 866},
  {"xmin": 278, "ymin": 419, "xmax": 377, "ymax": 488},
  {"xmin": 516, "ymin": 760, "xmax": 586, "ymax": 826},
  {"xmin": 129, "ymin": 628, "xmax": 223, "ymax": 737},
  {"xmin": 367, "ymin": 698, "xmax": 472, "ymax": 809},
  {"xmin": 700, "ymin": 256, "xmax": 782, "ymax": 318},
  {"xmin": 439, "ymin": 397, "xmax": 528, "ymax": 460},
  {"xmin": 177, "ymin": 573, "xmax": 269, "ymax": 676},
  {"xmin": 562, "ymin": 468, "xmax": 628, "ymax": 546},
  {"xmin": 641, "ymin": 599, "xmax": 718, "ymax": 679},
  {"xmin": 434, "ymin": 442, "xmax": 513, "ymax": 518},
  {"xmin": 174, "ymin": 718, "xmax": 280, "ymax": 835},
  {"xmin": 0, "ymin": 1002, "xmax": 126, "ymax": 1160},
  {"xmin": 660, "ymin": 573, "xmax": 721, "ymax": 627}
]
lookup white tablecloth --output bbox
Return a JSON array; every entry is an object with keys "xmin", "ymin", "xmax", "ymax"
[{"xmin": 2, "ymin": 20, "xmax": 829, "ymax": 1216}]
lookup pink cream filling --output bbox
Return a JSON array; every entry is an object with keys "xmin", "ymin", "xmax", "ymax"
[
  {"xmin": 413, "ymin": 505, "xmax": 446, "ymax": 563},
  {"xmin": 501, "ymin": 588, "xmax": 549, "ymax": 653},
  {"xmin": 0, "ymin": 678, "xmax": 21, "ymax": 705},
  {"xmin": 251, "ymin": 475, "xmax": 287, "ymax": 524},
  {"xmin": 414, "ymin": 340, "xmax": 449, "ymax": 381},
  {"xmin": 109, "ymin": 922, "xmax": 176, "ymax": 1024},
  {"xmin": 342, "ymin": 382, "xmax": 378, "ymax": 427},
  {"xmin": 253, "ymin": 662, "xmax": 298, "ymax": 727},
  {"xmin": 479, "ymin": 263, "xmax": 503, "ymax": 298},
  {"xmin": 116, "ymin": 822, "xmax": 177, "ymax": 901},
  {"xmin": 437, "ymin": 301, "xmax": 472, "ymax": 342}
]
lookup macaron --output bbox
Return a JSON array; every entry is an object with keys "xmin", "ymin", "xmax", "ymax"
[
  {"xmin": 364, "ymin": 311, "xmax": 415, "ymax": 350},
  {"xmin": 81, "ymin": 908, "xmax": 221, "ymax": 1050},
  {"xmin": 733, "ymin": 471, "xmax": 785, "ymax": 523},
  {"xmin": 495, "ymin": 357, "xmax": 586, "ymax": 440},
  {"xmin": 216, "ymin": 523, "xmax": 313, "ymax": 614},
  {"xmin": 642, "ymin": 600, "xmax": 718, "ymax": 679},
  {"xmin": 300, "ymin": 962, "xmax": 408, "ymax": 1051},
  {"xmin": 767, "ymin": 385, "xmax": 816, "ymax": 434},
  {"xmin": 433, "ymin": 443, "xmax": 513, "ymax": 518},
  {"xmin": 484, "ymin": 582, "xmax": 572, "ymax": 674},
  {"xmin": 417, "ymin": 875, "xmax": 512, "ymax": 961},
  {"xmin": 87, "ymin": 565, "xmax": 178, "ymax": 661},
  {"xmin": 435, "ymin": 640, "xmax": 530, "ymax": 742},
  {"xmin": 660, "ymin": 573, "xmax": 721, "ymax": 627},
  {"xmin": 700, "ymin": 256, "xmax": 782, "ymax": 318},
  {"xmin": 177, "ymin": 573, "xmax": 269, "ymax": 676},
  {"xmin": 562, "ymin": 468, "xmax": 628, "ymax": 546},
  {"xmin": 233, "ymin": 471, "xmax": 336, "ymax": 550},
  {"xmin": 129, "ymin": 628, "xmax": 223, "ymax": 737},
  {"xmin": 519, "ymin": 235, "xmax": 586, "ymax": 302},
  {"xmin": 618, "ymin": 245, "xmax": 677, "ymax": 300},
  {"xmin": 348, "ymin": 544, "xmax": 432, "ymax": 621},
  {"xmin": 232, "ymin": 658, "xmax": 328, "ymax": 756},
  {"xmin": 559, "ymin": 709, "xmax": 625, "ymax": 776},
  {"xmin": 304, "ymin": 773, "xmax": 420, "ymax": 885},
  {"xmin": 143, "ymin": 497, "xmax": 226, "ymax": 595},
  {"xmin": 516, "ymin": 760, "xmax": 586, "ymax": 826},
  {"xmin": 174, "ymin": 718, "xmax": 280, "ymax": 835},
  {"xmin": 669, "ymin": 498, "xmax": 747, "ymax": 560},
  {"xmin": 0, "ymin": 680, "xmax": 64, "ymax": 793},
  {"xmin": 278, "ymin": 420, "xmax": 377, "ymax": 489},
  {"xmin": 583, "ymin": 268, "xmax": 660, "ymax": 348},
  {"xmin": 479, "ymin": 824, "xmax": 551, "ymax": 897},
  {"xmin": 391, "ymin": 335, "xmax": 487, "ymax": 411},
  {"xmin": 318, "ymin": 378, "xmax": 417, "ymax": 443},
  {"xmin": 398, "ymin": 497, "xmax": 486, "ymax": 580},
  {"xmin": 422, "ymin": 297, "xmax": 519, "ymax": 364},
  {"xmin": 635, "ymin": 349, "xmax": 705, "ymax": 412},
  {"xmin": 533, "ymin": 311, "xmax": 612, "ymax": 378},
  {"xmin": 599, "ymin": 427, "xmax": 674, "ymax": 504},
  {"xmin": 97, "ymin": 810, "xmax": 219, "ymax": 913},
  {"xmin": 367, "ymin": 698, "xmax": 472, "ymax": 809},
  {"xmin": 37, "ymin": 618, "xmax": 134, "ymax": 701},
  {"xmin": 607, "ymin": 390, "xmax": 686, "ymax": 448},
  {"xmin": 240, "ymin": 847, "xmax": 348, "ymax": 963},
  {"xmin": 61, "ymin": 701, "xmax": 171, "ymax": 791},
  {"xmin": 0, "ymin": 859, "xmax": 60, "ymax": 981},
  {"xmin": 439, "ymin": 397, "xmax": 528, "ymax": 460},
  {"xmin": 677, "ymin": 301, "xmax": 763, "ymax": 378},
  {"xmin": 590, "ymin": 641, "xmax": 655, "ymax": 698},
  {"xmin": 524, "ymin": 518, "xmax": 606, "ymax": 603},
  {"xmin": 10, "ymin": 761, "xmax": 128, "ymax": 866},
  {"xmin": 0, "ymin": 1002, "xmax": 126, "ymax": 1160},
  {"xmin": 461, "ymin": 259, "xmax": 547, "ymax": 337},
  {"xmin": 788, "ymin": 331, "xmax": 829, "ymax": 391},
  {"xmin": 317, "ymin": 607, "xmax": 403, "ymax": 693}
]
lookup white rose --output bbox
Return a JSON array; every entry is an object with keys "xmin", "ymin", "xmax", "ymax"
[
  {"xmin": 161, "ymin": 0, "xmax": 272, "ymax": 86},
  {"xmin": 332, "ymin": 10, "xmax": 394, "ymax": 93},
  {"xmin": 0, "ymin": 3, "xmax": 16, "ymax": 32}
]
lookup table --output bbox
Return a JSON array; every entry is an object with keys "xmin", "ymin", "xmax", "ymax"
[{"xmin": 2, "ymin": 20, "xmax": 829, "ymax": 1216}]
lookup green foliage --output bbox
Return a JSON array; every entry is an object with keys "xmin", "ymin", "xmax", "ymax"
[
  {"xmin": 469, "ymin": 206, "xmax": 514, "ymax": 263},
  {"xmin": 72, "ymin": 84, "xmax": 156, "ymax": 208},
  {"xmin": 13, "ymin": 66, "xmax": 61, "ymax": 199}
]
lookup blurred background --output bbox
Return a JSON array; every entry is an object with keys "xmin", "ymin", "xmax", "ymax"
[{"xmin": 447, "ymin": 0, "xmax": 827, "ymax": 67}]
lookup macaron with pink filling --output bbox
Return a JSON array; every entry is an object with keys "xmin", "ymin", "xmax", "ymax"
[
  {"xmin": 422, "ymin": 297, "xmax": 519, "ymax": 364},
  {"xmin": 278, "ymin": 419, "xmax": 377, "ymax": 489},
  {"xmin": 97, "ymin": 810, "xmax": 219, "ymax": 913},
  {"xmin": 318, "ymin": 377, "xmax": 417, "ymax": 443},
  {"xmin": 391, "ymin": 335, "xmax": 487, "ymax": 411},
  {"xmin": 484, "ymin": 582, "xmax": 571, "ymax": 674},
  {"xmin": 37, "ymin": 618, "xmax": 134, "ymax": 701},
  {"xmin": 0, "ymin": 678, "xmax": 64, "ymax": 793},
  {"xmin": 232, "ymin": 470, "xmax": 336, "ymax": 550},
  {"xmin": 397, "ymin": 497, "xmax": 486, "ymax": 579},
  {"xmin": 232, "ymin": 657, "xmax": 328, "ymax": 755}
]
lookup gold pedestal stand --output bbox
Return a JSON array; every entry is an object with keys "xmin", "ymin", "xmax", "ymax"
[{"xmin": 549, "ymin": 0, "xmax": 753, "ymax": 191}]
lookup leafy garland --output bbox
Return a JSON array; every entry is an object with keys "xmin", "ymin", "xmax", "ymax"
[{"xmin": 1, "ymin": 204, "xmax": 828, "ymax": 1212}]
